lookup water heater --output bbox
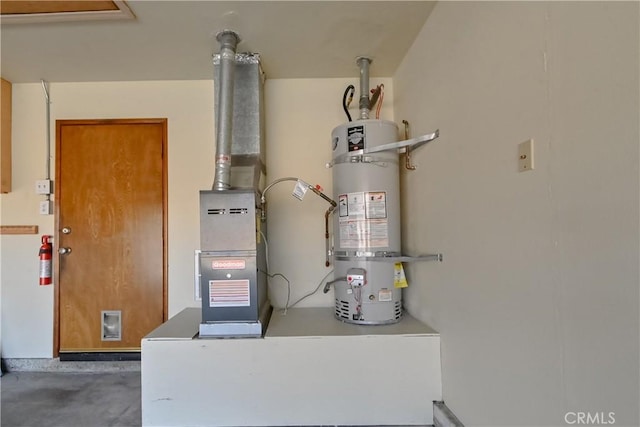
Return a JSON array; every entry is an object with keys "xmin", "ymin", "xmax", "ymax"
[
  {"xmin": 331, "ymin": 119, "xmax": 402, "ymax": 324},
  {"xmin": 329, "ymin": 58, "xmax": 441, "ymax": 325}
]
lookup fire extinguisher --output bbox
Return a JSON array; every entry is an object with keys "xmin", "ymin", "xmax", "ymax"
[{"xmin": 39, "ymin": 235, "xmax": 52, "ymax": 286}]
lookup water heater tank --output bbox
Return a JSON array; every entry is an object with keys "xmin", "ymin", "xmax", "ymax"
[{"xmin": 331, "ymin": 119, "xmax": 402, "ymax": 324}]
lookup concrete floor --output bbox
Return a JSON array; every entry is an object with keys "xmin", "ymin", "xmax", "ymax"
[
  {"xmin": 1, "ymin": 371, "xmax": 141, "ymax": 427},
  {"xmin": 0, "ymin": 370, "xmax": 433, "ymax": 427}
]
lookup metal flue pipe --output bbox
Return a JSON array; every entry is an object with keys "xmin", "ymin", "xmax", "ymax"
[
  {"xmin": 213, "ymin": 30, "xmax": 241, "ymax": 191},
  {"xmin": 356, "ymin": 57, "xmax": 372, "ymax": 120}
]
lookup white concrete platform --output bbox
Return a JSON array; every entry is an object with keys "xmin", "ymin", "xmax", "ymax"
[{"xmin": 142, "ymin": 307, "xmax": 442, "ymax": 427}]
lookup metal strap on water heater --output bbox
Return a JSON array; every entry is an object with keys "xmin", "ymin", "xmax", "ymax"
[
  {"xmin": 363, "ymin": 130, "xmax": 439, "ymax": 155},
  {"xmin": 335, "ymin": 250, "xmax": 400, "ymax": 258},
  {"xmin": 327, "ymin": 153, "xmax": 397, "ymax": 168},
  {"xmin": 334, "ymin": 250, "xmax": 443, "ymax": 262}
]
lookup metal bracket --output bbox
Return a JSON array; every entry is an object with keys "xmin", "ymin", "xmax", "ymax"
[
  {"xmin": 325, "ymin": 129, "xmax": 439, "ymax": 169},
  {"xmin": 334, "ymin": 251, "xmax": 443, "ymax": 263},
  {"xmin": 363, "ymin": 129, "xmax": 440, "ymax": 155}
]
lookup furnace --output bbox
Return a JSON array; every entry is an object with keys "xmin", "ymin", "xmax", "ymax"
[{"xmin": 198, "ymin": 31, "xmax": 270, "ymax": 338}]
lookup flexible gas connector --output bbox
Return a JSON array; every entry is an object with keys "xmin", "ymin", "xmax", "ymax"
[
  {"xmin": 260, "ymin": 178, "xmax": 337, "ymax": 267},
  {"xmin": 342, "ymin": 85, "xmax": 355, "ymax": 122},
  {"xmin": 260, "ymin": 177, "xmax": 300, "ymax": 221},
  {"xmin": 309, "ymin": 185, "xmax": 337, "ymax": 267}
]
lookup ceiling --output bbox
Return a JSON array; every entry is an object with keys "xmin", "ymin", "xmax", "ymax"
[{"xmin": 0, "ymin": 1, "xmax": 436, "ymax": 83}]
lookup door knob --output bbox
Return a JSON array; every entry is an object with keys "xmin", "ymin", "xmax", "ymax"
[
  {"xmin": 61, "ymin": 227, "xmax": 72, "ymax": 234},
  {"xmin": 59, "ymin": 247, "xmax": 72, "ymax": 255}
]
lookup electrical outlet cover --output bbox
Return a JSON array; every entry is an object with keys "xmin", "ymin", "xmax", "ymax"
[
  {"xmin": 518, "ymin": 139, "xmax": 534, "ymax": 172},
  {"xmin": 39, "ymin": 200, "xmax": 52, "ymax": 215},
  {"xmin": 35, "ymin": 179, "xmax": 52, "ymax": 194}
]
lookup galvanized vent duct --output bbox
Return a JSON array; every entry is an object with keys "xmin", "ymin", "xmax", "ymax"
[
  {"xmin": 212, "ymin": 38, "xmax": 266, "ymax": 191},
  {"xmin": 213, "ymin": 30, "xmax": 240, "ymax": 191},
  {"xmin": 357, "ymin": 57, "xmax": 372, "ymax": 120}
]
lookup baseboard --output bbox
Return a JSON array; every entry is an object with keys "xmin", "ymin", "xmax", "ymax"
[
  {"xmin": 59, "ymin": 352, "xmax": 141, "ymax": 362},
  {"xmin": 1, "ymin": 357, "xmax": 140, "ymax": 372}
]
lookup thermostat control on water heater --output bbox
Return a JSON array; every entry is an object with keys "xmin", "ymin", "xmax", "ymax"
[{"xmin": 347, "ymin": 269, "xmax": 365, "ymax": 287}]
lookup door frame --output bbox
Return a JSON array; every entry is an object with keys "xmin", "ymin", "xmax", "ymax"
[{"xmin": 53, "ymin": 118, "xmax": 168, "ymax": 357}]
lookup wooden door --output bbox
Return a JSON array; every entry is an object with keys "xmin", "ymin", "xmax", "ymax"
[{"xmin": 55, "ymin": 119, "xmax": 167, "ymax": 354}]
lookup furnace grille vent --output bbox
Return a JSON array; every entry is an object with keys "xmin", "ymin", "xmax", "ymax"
[{"xmin": 207, "ymin": 208, "xmax": 250, "ymax": 215}]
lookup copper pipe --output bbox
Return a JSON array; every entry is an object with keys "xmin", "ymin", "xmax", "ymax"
[{"xmin": 403, "ymin": 120, "xmax": 417, "ymax": 171}]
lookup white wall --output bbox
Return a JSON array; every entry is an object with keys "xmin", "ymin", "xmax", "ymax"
[
  {"xmin": 1, "ymin": 81, "xmax": 215, "ymax": 357},
  {"xmin": 1, "ymin": 84, "xmax": 56, "ymax": 358},
  {"xmin": 0, "ymin": 77, "xmax": 393, "ymax": 357},
  {"xmin": 394, "ymin": 2, "xmax": 639, "ymax": 426}
]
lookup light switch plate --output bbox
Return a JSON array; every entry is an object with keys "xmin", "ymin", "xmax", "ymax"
[{"xmin": 518, "ymin": 139, "xmax": 534, "ymax": 172}]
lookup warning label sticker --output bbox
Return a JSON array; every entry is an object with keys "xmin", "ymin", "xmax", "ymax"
[
  {"xmin": 346, "ymin": 192, "xmax": 366, "ymax": 218},
  {"xmin": 339, "ymin": 194, "xmax": 349, "ymax": 217},
  {"xmin": 209, "ymin": 280, "xmax": 250, "ymax": 307},
  {"xmin": 338, "ymin": 191, "xmax": 389, "ymax": 248},
  {"xmin": 339, "ymin": 219, "xmax": 389, "ymax": 248},
  {"xmin": 379, "ymin": 289, "xmax": 393, "ymax": 302},
  {"xmin": 365, "ymin": 191, "xmax": 387, "ymax": 219}
]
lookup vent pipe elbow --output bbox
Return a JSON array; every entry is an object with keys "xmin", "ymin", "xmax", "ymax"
[
  {"xmin": 356, "ymin": 57, "xmax": 372, "ymax": 120},
  {"xmin": 213, "ymin": 30, "xmax": 241, "ymax": 191}
]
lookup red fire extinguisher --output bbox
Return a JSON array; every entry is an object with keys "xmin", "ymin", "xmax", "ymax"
[{"xmin": 39, "ymin": 235, "xmax": 52, "ymax": 286}]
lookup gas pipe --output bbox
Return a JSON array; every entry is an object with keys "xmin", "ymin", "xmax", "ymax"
[{"xmin": 39, "ymin": 235, "xmax": 52, "ymax": 286}]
